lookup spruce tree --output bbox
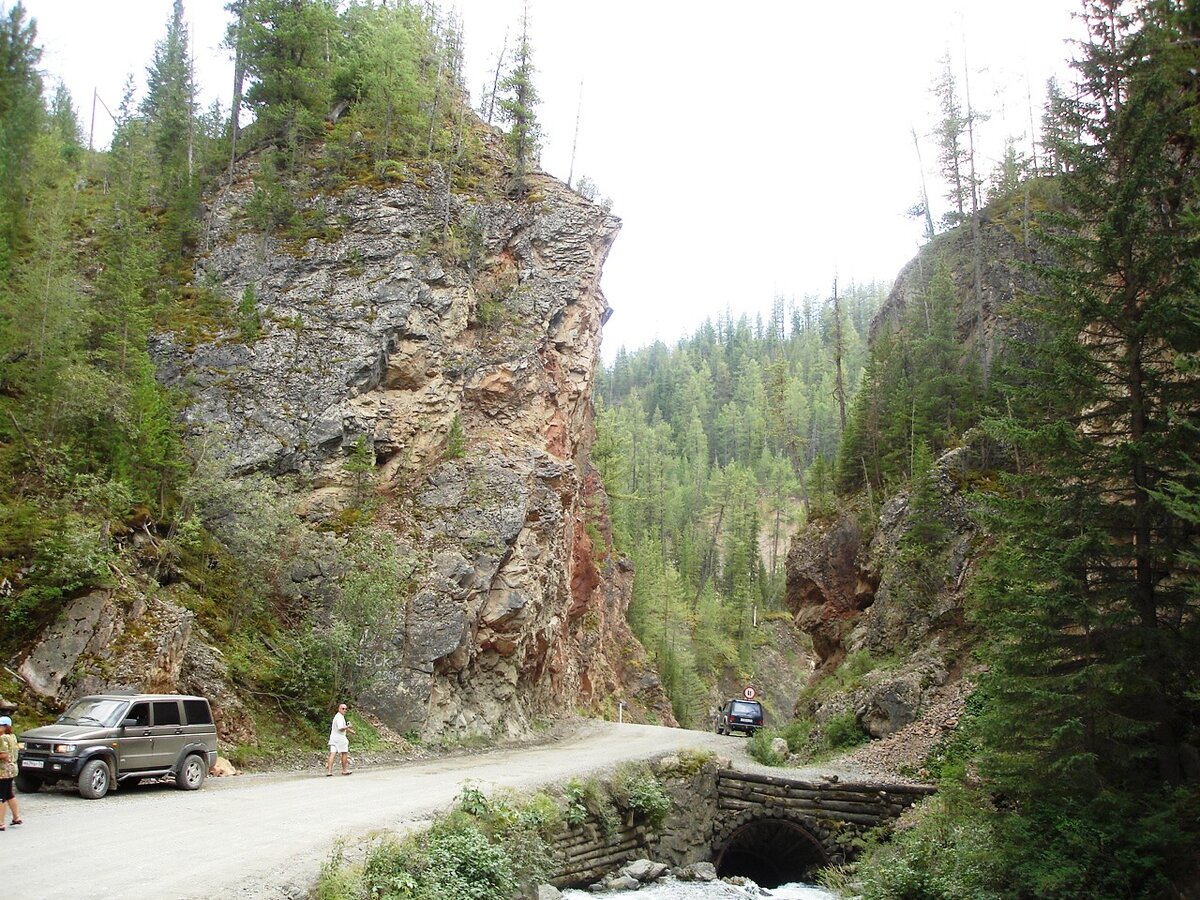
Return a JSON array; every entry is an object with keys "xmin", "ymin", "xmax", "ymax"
[
  {"xmin": 969, "ymin": 0, "xmax": 1200, "ymax": 888},
  {"xmin": 497, "ymin": 3, "xmax": 540, "ymax": 184},
  {"xmin": 143, "ymin": 0, "xmax": 197, "ymax": 260},
  {"xmin": 0, "ymin": 2, "xmax": 43, "ymax": 276}
]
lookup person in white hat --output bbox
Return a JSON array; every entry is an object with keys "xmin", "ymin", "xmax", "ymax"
[{"xmin": 0, "ymin": 715, "xmax": 21, "ymax": 830}]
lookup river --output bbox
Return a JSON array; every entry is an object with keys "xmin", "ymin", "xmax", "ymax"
[{"xmin": 562, "ymin": 880, "xmax": 835, "ymax": 899}]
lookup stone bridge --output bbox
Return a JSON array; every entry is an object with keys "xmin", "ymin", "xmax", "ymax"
[
  {"xmin": 548, "ymin": 760, "xmax": 936, "ymax": 888},
  {"xmin": 712, "ymin": 769, "xmax": 936, "ymax": 882}
]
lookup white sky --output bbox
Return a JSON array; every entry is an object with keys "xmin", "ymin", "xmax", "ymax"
[{"xmin": 21, "ymin": 0, "xmax": 1084, "ymax": 361}]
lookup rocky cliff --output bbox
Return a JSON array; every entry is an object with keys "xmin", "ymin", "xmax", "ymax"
[
  {"xmin": 784, "ymin": 448, "xmax": 976, "ymax": 737},
  {"xmin": 14, "ymin": 131, "xmax": 672, "ymax": 739}
]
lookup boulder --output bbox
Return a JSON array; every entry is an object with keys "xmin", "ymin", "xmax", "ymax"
[
  {"xmin": 620, "ymin": 858, "xmax": 669, "ymax": 883},
  {"xmin": 676, "ymin": 861, "xmax": 718, "ymax": 882}
]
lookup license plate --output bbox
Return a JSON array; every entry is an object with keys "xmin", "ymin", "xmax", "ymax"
[{"xmin": 23, "ymin": 759, "xmax": 44, "ymax": 769}]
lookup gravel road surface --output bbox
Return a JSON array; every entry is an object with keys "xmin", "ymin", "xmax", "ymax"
[{"xmin": 7, "ymin": 720, "xmax": 871, "ymax": 899}]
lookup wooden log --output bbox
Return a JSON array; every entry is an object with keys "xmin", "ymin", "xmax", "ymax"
[
  {"xmin": 717, "ymin": 770, "xmax": 935, "ymax": 795},
  {"xmin": 563, "ymin": 840, "xmax": 643, "ymax": 866},
  {"xmin": 719, "ymin": 798, "xmax": 755, "ymax": 811},
  {"xmin": 761, "ymin": 796, "xmax": 888, "ymax": 818},
  {"xmin": 719, "ymin": 780, "xmax": 927, "ymax": 806}
]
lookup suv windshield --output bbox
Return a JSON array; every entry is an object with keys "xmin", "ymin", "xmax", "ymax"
[
  {"xmin": 56, "ymin": 698, "xmax": 128, "ymax": 728},
  {"xmin": 730, "ymin": 701, "xmax": 762, "ymax": 717}
]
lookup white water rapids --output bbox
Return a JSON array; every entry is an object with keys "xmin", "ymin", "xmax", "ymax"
[{"xmin": 562, "ymin": 880, "xmax": 836, "ymax": 899}]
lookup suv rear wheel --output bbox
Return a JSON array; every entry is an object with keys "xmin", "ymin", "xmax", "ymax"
[
  {"xmin": 78, "ymin": 759, "xmax": 111, "ymax": 799},
  {"xmin": 176, "ymin": 754, "xmax": 207, "ymax": 791}
]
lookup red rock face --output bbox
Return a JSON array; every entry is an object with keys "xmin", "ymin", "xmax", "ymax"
[
  {"xmin": 569, "ymin": 515, "xmax": 601, "ymax": 620},
  {"xmin": 784, "ymin": 513, "xmax": 877, "ymax": 674},
  {"xmin": 565, "ymin": 466, "xmax": 677, "ymax": 726}
]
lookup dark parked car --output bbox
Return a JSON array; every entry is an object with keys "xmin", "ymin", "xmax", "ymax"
[
  {"xmin": 16, "ymin": 693, "xmax": 217, "ymax": 799},
  {"xmin": 716, "ymin": 698, "xmax": 764, "ymax": 735}
]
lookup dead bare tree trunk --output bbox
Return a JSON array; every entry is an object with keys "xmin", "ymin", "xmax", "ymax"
[
  {"xmin": 567, "ymin": 80, "xmax": 583, "ymax": 189},
  {"xmin": 485, "ymin": 31, "xmax": 508, "ymax": 125},
  {"xmin": 228, "ymin": 1, "xmax": 246, "ymax": 179},
  {"xmin": 911, "ymin": 126, "xmax": 936, "ymax": 240},
  {"xmin": 831, "ymin": 276, "xmax": 848, "ymax": 435}
]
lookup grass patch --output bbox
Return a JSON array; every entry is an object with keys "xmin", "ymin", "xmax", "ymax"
[{"xmin": 802, "ymin": 650, "xmax": 902, "ymax": 704}]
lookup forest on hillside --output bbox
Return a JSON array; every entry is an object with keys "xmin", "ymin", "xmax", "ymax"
[
  {"xmin": 595, "ymin": 287, "xmax": 884, "ymax": 726},
  {"xmin": 599, "ymin": 1, "xmax": 1200, "ymax": 896}
]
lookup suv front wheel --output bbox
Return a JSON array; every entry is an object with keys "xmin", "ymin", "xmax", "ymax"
[
  {"xmin": 176, "ymin": 754, "xmax": 207, "ymax": 791},
  {"xmin": 15, "ymin": 772, "xmax": 42, "ymax": 793},
  {"xmin": 78, "ymin": 758, "xmax": 111, "ymax": 799}
]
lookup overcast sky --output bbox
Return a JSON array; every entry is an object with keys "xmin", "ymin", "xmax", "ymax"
[{"xmin": 22, "ymin": 0, "xmax": 1083, "ymax": 361}]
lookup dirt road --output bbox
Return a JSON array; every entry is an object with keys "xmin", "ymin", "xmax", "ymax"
[{"xmin": 10, "ymin": 720, "xmax": 866, "ymax": 899}]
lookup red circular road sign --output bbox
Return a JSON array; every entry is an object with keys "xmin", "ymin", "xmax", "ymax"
[{"xmin": 743, "ymin": 687, "xmax": 757, "ymax": 700}]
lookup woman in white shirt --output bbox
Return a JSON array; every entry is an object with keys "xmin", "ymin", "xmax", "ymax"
[{"xmin": 325, "ymin": 703, "xmax": 354, "ymax": 776}]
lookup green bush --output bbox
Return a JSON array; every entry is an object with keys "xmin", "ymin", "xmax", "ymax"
[
  {"xmin": 853, "ymin": 783, "xmax": 1199, "ymax": 900},
  {"xmin": 354, "ymin": 819, "xmax": 517, "ymax": 900},
  {"xmin": 445, "ymin": 415, "xmax": 466, "ymax": 460},
  {"xmin": 748, "ymin": 728, "xmax": 786, "ymax": 766},
  {"xmin": 612, "ymin": 763, "xmax": 671, "ymax": 829},
  {"xmin": 563, "ymin": 778, "xmax": 619, "ymax": 834},
  {"xmin": 781, "ymin": 718, "xmax": 814, "ymax": 752},
  {"xmin": 822, "ymin": 711, "xmax": 869, "ymax": 751}
]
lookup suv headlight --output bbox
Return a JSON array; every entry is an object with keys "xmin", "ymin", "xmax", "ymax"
[{"xmin": 54, "ymin": 743, "xmax": 77, "ymax": 754}]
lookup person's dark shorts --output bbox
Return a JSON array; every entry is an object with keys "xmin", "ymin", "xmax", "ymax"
[{"xmin": 0, "ymin": 778, "xmax": 13, "ymax": 802}]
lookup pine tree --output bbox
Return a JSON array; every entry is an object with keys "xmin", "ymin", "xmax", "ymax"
[
  {"xmin": 233, "ymin": 0, "xmax": 340, "ymax": 158},
  {"xmin": 932, "ymin": 52, "xmax": 969, "ymax": 228}
]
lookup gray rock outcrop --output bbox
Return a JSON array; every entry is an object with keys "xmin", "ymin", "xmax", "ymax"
[
  {"xmin": 12, "ymin": 128, "xmax": 671, "ymax": 740},
  {"xmin": 146, "ymin": 134, "xmax": 664, "ymax": 738}
]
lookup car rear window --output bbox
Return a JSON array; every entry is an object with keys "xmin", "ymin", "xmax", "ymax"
[
  {"xmin": 183, "ymin": 699, "xmax": 213, "ymax": 725},
  {"xmin": 731, "ymin": 701, "xmax": 762, "ymax": 716}
]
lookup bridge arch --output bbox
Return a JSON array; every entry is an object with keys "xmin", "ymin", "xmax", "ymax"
[{"xmin": 712, "ymin": 809, "xmax": 834, "ymax": 887}]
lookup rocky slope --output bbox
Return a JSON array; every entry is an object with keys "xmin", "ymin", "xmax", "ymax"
[
  {"xmin": 13, "ymin": 131, "xmax": 672, "ymax": 739},
  {"xmin": 781, "ymin": 200, "xmax": 1049, "ymax": 737}
]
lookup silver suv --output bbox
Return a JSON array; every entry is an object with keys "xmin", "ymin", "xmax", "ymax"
[{"xmin": 16, "ymin": 693, "xmax": 218, "ymax": 799}]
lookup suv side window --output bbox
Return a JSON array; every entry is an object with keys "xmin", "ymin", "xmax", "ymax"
[
  {"xmin": 126, "ymin": 703, "xmax": 150, "ymax": 727},
  {"xmin": 153, "ymin": 700, "xmax": 181, "ymax": 726},
  {"xmin": 182, "ymin": 699, "xmax": 212, "ymax": 725}
]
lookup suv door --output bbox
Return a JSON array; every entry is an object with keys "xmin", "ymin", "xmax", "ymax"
[
  {"xmin": 150, "ymin": 700, "xmax": 187, "ymax": 768},
  {"xmin": 117, "ymin": 702, "xmax": 154, "ymax": 771},
  {"xmin": 181, "ymin": 698, "xmax": 216, "ymax": 755}
]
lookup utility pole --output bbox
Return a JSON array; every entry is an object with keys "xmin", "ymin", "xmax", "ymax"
[{"xmin": 89, "ymin": 89, "xmax": 116, "ymax": 151}]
